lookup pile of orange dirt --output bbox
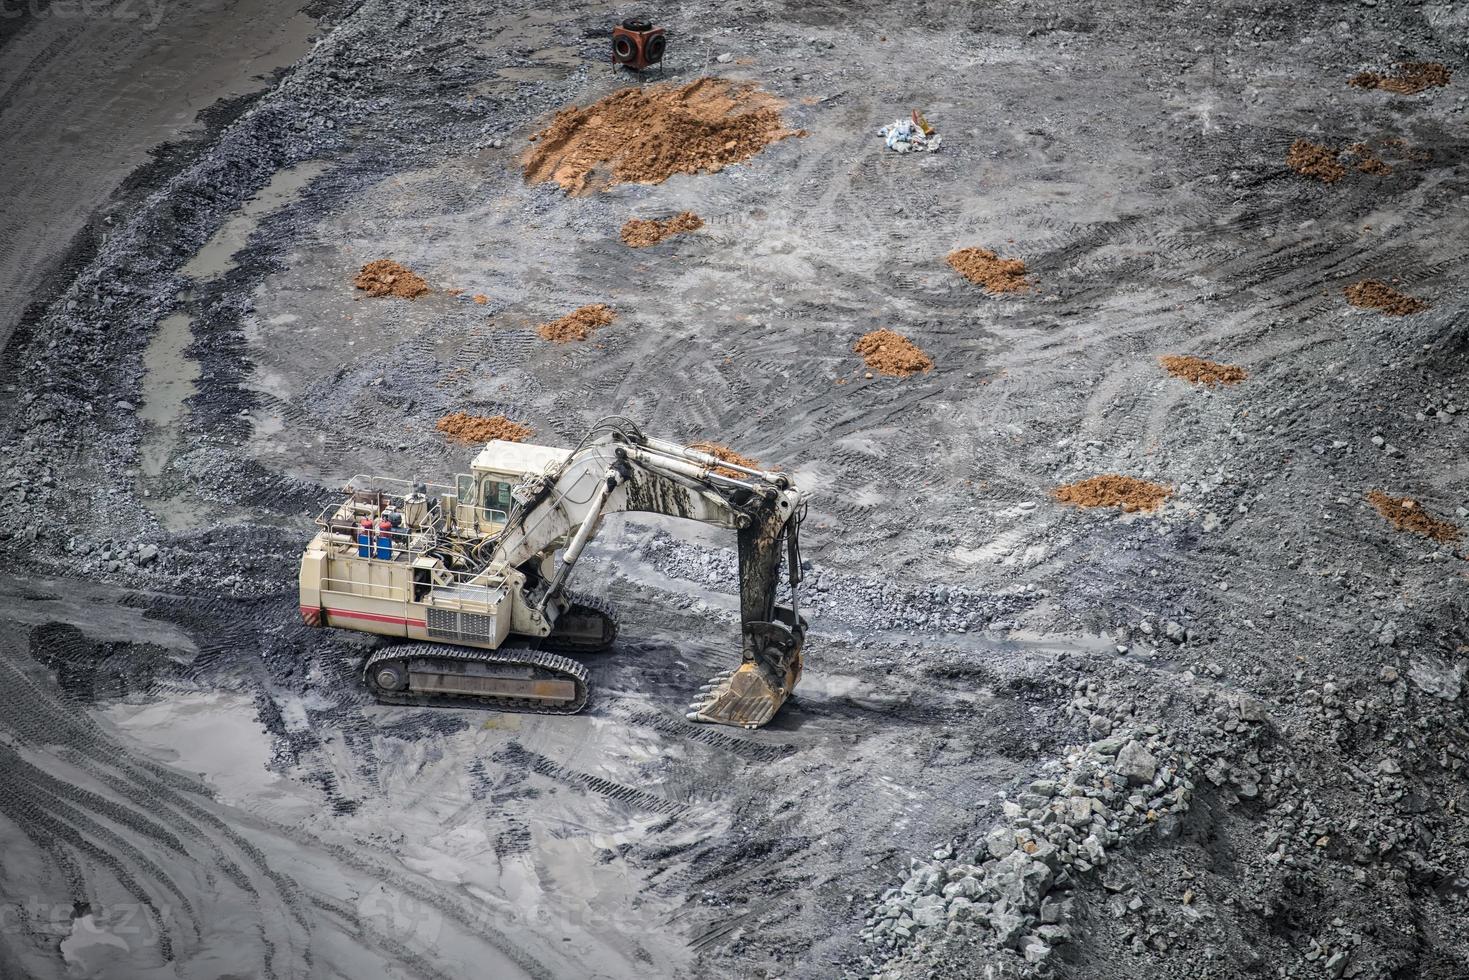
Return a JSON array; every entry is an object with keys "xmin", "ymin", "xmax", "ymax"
[
  {"xmin": 688, "ymin": 441, "xmax": 760, "ymax": 479},
  {"xmin": 1349, "ymin": 62, "xmax": 1452, "ymax": 95},
  {"xmin": 1344, "ymin": 279, "xmax": 1427, "ymax": 316},
  {"xmin": 1053, "ymin": 476, "xmax": 1173, "ymax": 514},
  {"xmin": 537, "ymin": 304, "xmax": 616, "ymax": 343},
  {"xmin": 946, "ymin": 248, "xmax": 1031, "ymax": 293},
  {"xmin": 1286, "ymin": 140, "xmax": 1346, "ymax": 183},
  {"xmin": 1366, "ymin": 491, "xmax": 1461, "ymax": 543},
  {"xmin": 354, "ymin": 260, "xmax": 430, "ymax": 298},
  {"xmin": 1159, "ymin": 355, "xmax": 1248, "ymax": 387},
  {"xmin": 853, "ymin": 329, "xmax": 933, "ymax": 377},
  {"xmin": 523, "ymin": 78, "xmax": 804, "ymax": 193},
  {"xmin": 621, "ymin": 212, "xmax": 704, "ymax": 248},
  {"xmin": 435, "ymin": 412, "xmax": 534, "ymax": 443}
]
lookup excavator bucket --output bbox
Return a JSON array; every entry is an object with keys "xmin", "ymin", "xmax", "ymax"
[{"xmin": 687, "ymin": 608, "xmax": 805, "ymax": 729}]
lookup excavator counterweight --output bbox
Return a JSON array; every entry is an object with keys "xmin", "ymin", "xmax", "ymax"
[{"xmin": 298, "ymin": 417, "xmax": 808, "ymax": 728}]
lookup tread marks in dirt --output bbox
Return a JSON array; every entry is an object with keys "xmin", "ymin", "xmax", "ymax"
[
  {"xmin": 0, "ymin": 633, "xmax": 313, "ymax": 976},
  {"xmin": 493, "ymin": 742, "xmax": 687, "ymax": 817}
]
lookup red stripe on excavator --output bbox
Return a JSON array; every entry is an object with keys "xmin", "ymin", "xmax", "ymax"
[{"xmin": 306, "ymin": 606, "xmax": 427, "ymax": 628}]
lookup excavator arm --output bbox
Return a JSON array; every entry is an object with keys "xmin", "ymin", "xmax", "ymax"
[{"xmin": 492, "ymin": 418, "xmax": 807, "ymax": 728}]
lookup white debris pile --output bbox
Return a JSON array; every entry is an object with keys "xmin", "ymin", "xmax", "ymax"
[{"xmin": 878, "ymin": 116, "xmax": 942, "ymax": 153}]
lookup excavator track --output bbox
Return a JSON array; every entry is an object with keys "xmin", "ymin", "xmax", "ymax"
[
  {"xmin": 364, "ymin": 644, "xmax": 589, "ymax": 715},
  {"xmin": 542, "ymin": 591, "xmax": 618, "ymax": 654}
]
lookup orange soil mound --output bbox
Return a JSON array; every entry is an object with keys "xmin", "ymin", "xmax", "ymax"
[
  {"xmin": 1286, "ymin": 140, "xmax": 1346, "ymax": 183},
  {"xmin": 472, "ymin": 294, "xmax": 489, "ymax": 304},
  {"xmin": 853, "ymin": 329, "xmax": 933, "ymax": 377},
  {"xmin": 537, "ymin": 304, "xmax": 616, "ymax": 343},
  {"xmin": 1366, "ymin": 491, "xmax": 1461, "ymax": 543},
  {"xmin": 435, "ymin": 412, "xmax": 534, "ymax": 443},
  {"xmin": 1159, "ymin": 355, "xmax": 1248, "ymax": 387},
  {"xmin": 621, "ymin": 211, "xmax": 705, "ymax": 248},
  {"xmin": 1054, "ymin": 476, "xmax": 1173, "ymax": 514},
  {"xmin": 354, "ymin": 260, "xmax": 431, "ymax": 299},
  {"xmin": 946, "ymin": 248, "xmax": 1031, "ymax": 293},
  {"xmin": 523, "ymin": 78, "xmax": 804, "ymax": 193},
  {"xmin": 1349, "ymin": 62, "xmax": 1452, "ymax": 95},
  {"xmin": 1344, "ymin": 280, "xmax": 1427, "ymax": 316},
  {"xmin": 689, "ymin": 441, "xmax": 760, "ymax": 479}
]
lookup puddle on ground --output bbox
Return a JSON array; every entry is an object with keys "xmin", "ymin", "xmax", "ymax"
[
  {"xmin": 137, "ymin": 312, "xmax": 200, "ymax": 480},
  {"xmin": 60, "ymin": 914, "xmax": 130, "ymax": 974},
  {"xmin": 182, "ymin": 160, "xmax": 327, "ymax": 280}
]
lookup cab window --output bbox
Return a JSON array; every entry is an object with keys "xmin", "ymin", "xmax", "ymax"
[{"xmin": 481, "ymin": 479, "xmax": 514, "ymax": 522}]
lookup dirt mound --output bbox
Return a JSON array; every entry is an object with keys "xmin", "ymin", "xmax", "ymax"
[
  {"xmin": 537, "ymin": 304, "xmax": 616, "ymax": 343},
  {"xmin": 1159, "ymin": 355, "xmax": 1248, "ymax": 387},
  {"xmin": 1286, "ymin": 140, "xmax": 1346, "ymax": 183},
  {"xmin": 435, "ymin": 412, "xmax": 534, "ymax": 443},
  {"xmin": 621, "ymin": 212, "xmax": 704, "ymax": 248},
  {"xmin": 1054, "ymin": 476, "xmax": 1173, "ymax": 513},
  {"xmin": 946, "ymin": 247, "xmax": 1030, "ymax": 293},
  {"xmin": 1366, "ymin": 491, "xmax": 1460, "ymax": 543},
  {"xmin": 1344, "ymin": 279, "xmax": 1427, "ymax": 316},
  {"xmin": 1349, "ymin": 62, "xmax": 1452, "ymax": 95},
  {"xmin": 689, "ymin": 441, "xmax": 760, "ymax": 479},
  {"xmin": 853, "ymin": 329, "xmax": 933, "ymax": 377},
  {"xmin": 523, "ymin": 78, "xmax": 803, "ymax": 193},
  {"xmin": 354, "ymin": 260, "xmax": 431, "ymax": 299}
]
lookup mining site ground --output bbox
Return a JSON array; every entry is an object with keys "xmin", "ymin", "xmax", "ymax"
[{"xmin": 0, "ymin": 1, "xmax": 1466, "ymax": 978}]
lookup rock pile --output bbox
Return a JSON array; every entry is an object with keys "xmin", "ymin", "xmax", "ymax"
[
  {"xmin": 1286, "ymin": 140, "xmax": 1346, "ymax": 183},
  {"xmin": 1053, "ymin": 476, "xmax": 1172, "ymax": 513},
  {"xmin": 1349, "ymin": 62, "xmax": 1452, "ymax": 95},
  {"xmin": 537, "ymin": 304, "xmax": 616, "ymax": 343},
  {"xmin": 861, "ymin": 679, "xmax": 1277, "ymax": 977},
  {"xmin": 946, "ymin": 248, "xmax": 1031, "ymax": 294},
  {"xmin": 621, "ymin": 212, "xmax": 704, "ymax": 248},
  {"xmin": 434, "ymin": 412, "xmax": 533, "ymax": 443},
  {"xmin": 853, "ymin": 330, "xmax": 933, "ymax": 377},
  {"xmin": 1365, "ymin": 491, "xmax": 1461, "ymax": 543},
  {"xmin": 1344, "ymin": 280, "xmax": 1427, "ymax": 316},
  {"xmin": 353, "ymin": 259, "xmax": 431, "ymax": 299},
  {"xmin": 1158, "ymin": 355, "xmax": 1248, "ymax": 387},
  {"xmin": 523, "ymin": 78, "xmax": 803, "ymax": 193}
]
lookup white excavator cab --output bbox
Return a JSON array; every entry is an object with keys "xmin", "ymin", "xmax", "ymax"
[{"xmin": 455, "ymin": 440, "xmax": 571, "ymax": 535}]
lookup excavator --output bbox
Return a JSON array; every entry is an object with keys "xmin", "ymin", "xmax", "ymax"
[{"xmin": 297, "ymin": 417, "xmax": 807, "ymax": 729}]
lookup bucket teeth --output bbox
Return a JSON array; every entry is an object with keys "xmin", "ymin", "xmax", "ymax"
[{"xmin": 685, "ymin": 661, "xmax": 789, "ymax": 729}]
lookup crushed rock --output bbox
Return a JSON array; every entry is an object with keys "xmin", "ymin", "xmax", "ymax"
[
  {"xmin": 1344, "ymin": 279, "xmax": 1427, "ymax": 316},
  {"xmin": 1349, "ymin": 62, "xmax": 1452, "ymax": 95},
  {"xmin": 353, "ymin": 259, "xmax": 430, "ymax": 298},
  {"xmin": 523, "ymin": 78, "xmax": 804, "ymax": 193},
  {"xmin": 1159, "ymin": 355, "xmax": 1248, "ymax": 387},
  {"xmin": 621, "ymin": 211, "xmax": 705, "ymax": 248},
  {"xmin": 1286, "ymin": 140, "xmax": 1346, "ymax": 183},
  {"xmin": 1054, "ymin": 476, "xmax": 1173, "ymax": 513},
  {"xmin": 1366, "ymin": 491, "xmax": 1461, "ymax": 543},
  {"xmin": 435, "ymin": 412, "xmax": 534, "ymax": 443},
  {"xmin": 689, "ymin": 441, "xmax": 760, "ymax": 479},
  {"xmin": 946, "ymin": 248, "xmax": 1030, "ymax": 293},
  {"xmin": 854, "ymin": 329, "xmax": 933, "ymax": 377},
  {"xmin": 537, "ymin": 304, "xmax": 616, "ymax": 343}
]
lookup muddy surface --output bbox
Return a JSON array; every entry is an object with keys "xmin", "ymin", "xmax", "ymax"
[{"xmin": 1, "ymin": 0, "xmax": 1467, "ymax": 979}]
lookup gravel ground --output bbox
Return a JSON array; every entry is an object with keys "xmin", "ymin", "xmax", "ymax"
[{"xmin": 0, "ymin": 0, "xmax": 1466, "ymax": 977}]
